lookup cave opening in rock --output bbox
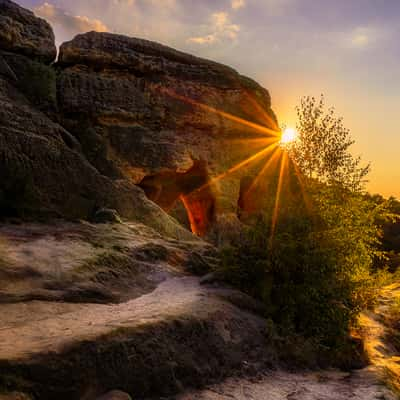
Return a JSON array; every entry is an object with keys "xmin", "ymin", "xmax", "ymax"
[{"xmin": 138, "ymin": 159, "xmax": 216, "ymax": 236}]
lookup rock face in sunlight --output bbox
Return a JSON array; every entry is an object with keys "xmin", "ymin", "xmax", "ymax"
[
  {"xmin": 1, "ymin": 4, "xmax": 399, "ymax": 400},
  {"xmin": 0, "ymin": 0, "xmax": 279, "ymax": 237},
  {"xmin": 57, "ymin": 31, "xmax": 279, "ymax": 235}
]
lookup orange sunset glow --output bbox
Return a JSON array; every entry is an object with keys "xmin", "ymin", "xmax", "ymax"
[{"xmin": 2, "ymin": 1, "xmax": 400, "ymax": 398}]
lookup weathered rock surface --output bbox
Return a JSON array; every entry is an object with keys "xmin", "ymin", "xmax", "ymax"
[
  {"xmin": 96, "ymin": 391, "xmax": 132, "ymax": 400},
  {"xmin": 0, "ymin": 221, "xmax": 214, "ymax": 304},
  {"xmin": 177, "ymin": 370, "xmax": 396, "ymax": 400},
  {"xmin": 57, "ymin": 31, "xmax": 279, "ymax": 234},
  {"xmin": 0, "ymin": 0, "xmax": 56, "ymax": 63},
  {"xmin": 0, "ymin": 72, "xmax": 191, "ymax": 237},
  {"xmin": 0, "ymin": 222, "xmax": 397, "ymax": 400},
  {"xmin": 91, "ymin": 208, "xmax": 122, "ymax": 224},
  {"xmin": 0, "ymin": 223, "xmax": 274, "ymax": 400},
  {"xmin": 0, "ymin": 0, "xmax": 280, "ymax": 236},
  {"xmin": 0, "ymin": 1, "xmax": 195, "ymax": 240}
]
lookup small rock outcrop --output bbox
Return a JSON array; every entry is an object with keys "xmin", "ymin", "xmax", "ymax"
[
  {"xmin": 0, "ymin": 0, "xmax": 56, "ymax": 63},
  {"xmin": 96, "ymin": 391, "xmax": 132, "ymax": 400},
  {"xmin": 91, "ymin": 208, "xmax": 122, "ymax": 224}
]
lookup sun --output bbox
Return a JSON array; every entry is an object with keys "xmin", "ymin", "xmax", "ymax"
[{"xmin": 280, "ymin": 127, "xmax": 298, "ymax": 146}]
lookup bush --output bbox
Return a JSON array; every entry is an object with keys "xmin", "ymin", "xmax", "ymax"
[
  {"xmin": 0, "ymin": 167, "xmax": 40, "ymax": 219},
  {"xmin": 219, "ymin": 95, "xmax": 391, "ymax": 353},
  {"xmin": 17, "ymin": 60, "xmax": 56, "ymax": 111},
  {"xmin": 220, "ymin": 180, "xmax": 386, "ymax": 349}
]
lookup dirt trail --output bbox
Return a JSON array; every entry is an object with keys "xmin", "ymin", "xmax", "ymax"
[
  {"xmin": 359, "ymin": 283, "xmax": 400, "ymax": 393},
  {"xmin": 177, "ymin": 284, "xmax": 400, "ymax": 400}
]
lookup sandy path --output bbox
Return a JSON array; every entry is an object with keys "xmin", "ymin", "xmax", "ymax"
[
  {"xmin": 177, "ymin": 284, "xmax": 400, "ymax": 400},
  {"xmin": 0, "ymin": 221, "xmax": 398, "ymax": 400},
  {"xmin": 177, "ymin": 369, "xmax": 392, "ymax": 400},
  {"xmin": 0, "ymin": 279, "xmax": 398, "ymax": 399}
]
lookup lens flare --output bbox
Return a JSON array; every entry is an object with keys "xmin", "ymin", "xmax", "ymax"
[
  {"xmin": 155, "ymin": 84, "xmax": 308, "ymax": 239},
  {"xmin": 280, "ymin": 127, "xmax": 298, "ymax": 145}
]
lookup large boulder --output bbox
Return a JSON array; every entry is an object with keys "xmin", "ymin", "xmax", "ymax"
[
  {"xmin": 0, "ymin": 1, "xmax": 280, "ymax": 237},
  {"xmin": 0, "ymin": 75, "xmax": 191, "ymax": 239},
  {"xmin": 0, "ymin": 1, "xmax": 192, "ymax": 240},
  {"xmin": 0, "ymin": 0, "xmax": 56, "ymax": 63},
  {"xmin": 57, "ymin": 32, "xmax": 280, "ymax": 235}
]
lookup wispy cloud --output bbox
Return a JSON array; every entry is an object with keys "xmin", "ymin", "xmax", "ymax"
[
  {"xmin": 343, "ymin": 26, "xmax": 383, "ymax": 49},
  {"xmin": 349, "ymin": 27, "xmax": 372, "ymax": 48},
  {"xmin": 188, "ymin": 11, "xmax": 240, "ymax": 45},
  {"xmin": 35, "ymin": 2, "xmax": 108, "ymax": 43},
  {"xmin": 231, "ymin": 0, "xmax": 246, "ymax": 10}
]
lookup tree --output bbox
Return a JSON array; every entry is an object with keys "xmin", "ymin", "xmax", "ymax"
[
  {"xmin": 219, "ymin": 95, "xmax": 389, "ymax": 355},
  {"xmin": 291, "ymin": 95, "xmax": 370, "ymax": 192}
]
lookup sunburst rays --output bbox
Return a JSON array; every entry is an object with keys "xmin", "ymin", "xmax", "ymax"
[
  {"xmin": 198, "ymin": 141, "xmax": 279, "ymax": 193},
  {"xmin": 269, "ymin": 151, "xmax": 288, "ymax": 247},
  {"xmin": 159, "ymin": 85, "xmax": 307, "ymax": 238},
  {"xmin": 158, "ymin": 86, "xmax": 280, "ymax": 138}
]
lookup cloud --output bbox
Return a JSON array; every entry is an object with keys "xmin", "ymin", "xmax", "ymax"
[
  {"xmin": 231, "ymin": 0, "xmax": 246, "ymax": 10},
  {"xmin": 351, "ymin": 33, "xmax": 369, "ymax": 48},
  {"xmin": 188, "ymin": 11, "xmax": 240, "ymax": 45},
  {"xmin": 189, "ymin": 34, "xmax": 217, "ymax": 45},
  {"xmin": 343, "ymin": 26, "xmax": 387, "ymax": 50},
  {"xmin": 350, "ymin": 27, "xmax": 371, "ymax": 48},
  {"xmin": 35, "ymin": 2, "xmax": 108, "ymax": 42}
]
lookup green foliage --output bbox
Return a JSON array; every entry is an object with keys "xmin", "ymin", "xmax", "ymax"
[
  {"xmin": 220, "ymin": 95, "xmax": 389, "ymax": 350},
  {"xmin": 367, "ymin": 194, "xmax": 400, "ymax": 271},
  {"xmin": 291, "ymin": 95, "xmax": 369, "ymax": 191},
  {"xmin": 17, "ymin": 60, "xmax": 56, "ymax": 110},
  {"xmin": 221, "ymin": 186, "xmax": 385, "ymax": 346},
  {"xmin": 0, "ymin": 167, "xmax": 40, "ymax": 218}
]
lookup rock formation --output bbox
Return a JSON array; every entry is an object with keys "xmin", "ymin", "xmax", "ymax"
[
  {"xmin": 0, "ymin": 221, "xmax": 272, "ymax": 400},
  {"xmin": 1, "ymin": 4, "xmax": 398, "ymax": 400},
  {"xmin": 0, "ymin": 0, "xmax": 279, "ymax": 237},
  {"xmin": 0, "ymin": 0, "xmax": 191, "ymax": 240},
  {"xmin": 56, "ymin": 31, "xmax": 279, "ymax": 235},
  {"xmin": 0, "ymin": 0, "xmax": 56, "ymax": 63}
]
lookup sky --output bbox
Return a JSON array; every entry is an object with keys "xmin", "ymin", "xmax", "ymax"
[{"xmin": 20, "ymin": 0, "xmax": 400, "ymax": 198}]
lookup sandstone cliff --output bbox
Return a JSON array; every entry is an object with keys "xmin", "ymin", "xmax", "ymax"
[
  {"xmin": 57, "ymin": 32, "xmax": 279, "ymax": 234},
  {"xmin": 0, "ymin": 0, "xmax": 191, "ymax": 239},
  {"xmin": 0, "ymin": 0, "xmax": 279, "ymax": 237}
]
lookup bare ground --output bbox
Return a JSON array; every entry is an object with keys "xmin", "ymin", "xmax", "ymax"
[
  {"xmin": 0, "ymin": 222, "xmax": 398, "ymax": 399},
  {"xmin": 177, "ymin": 284, "xmax": 400, "ymax": 400}
]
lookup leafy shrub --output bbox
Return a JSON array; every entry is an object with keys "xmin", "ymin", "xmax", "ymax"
[
  {"xmin": 17, "ymin": 60, "xmax": 56, "ymax": 111},
  {"xmin": 0, "ymin": 167, "xmax": 39, "ymax": 219},
  {"xmin": 219, "ymin": 95, "xmax": 390, "ymax": 350},
  {"xmin": 220, "ymin": 185, "xmax": 384, "ymax": 348}
]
